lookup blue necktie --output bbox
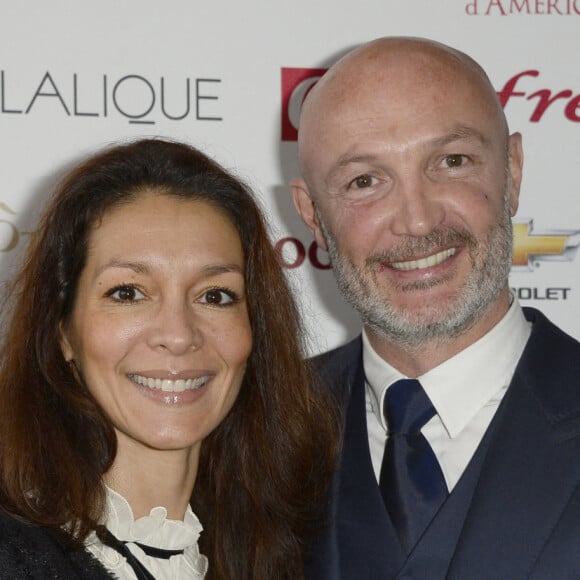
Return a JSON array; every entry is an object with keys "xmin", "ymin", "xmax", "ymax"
[{"xmin": 379, "ymin": 379, "xmax": 448, "ymax": 554}]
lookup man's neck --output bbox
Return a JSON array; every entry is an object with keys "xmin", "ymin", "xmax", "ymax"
[{"xmin": 365, "ymin": 292, "xmax": 512, "ymax": 378}]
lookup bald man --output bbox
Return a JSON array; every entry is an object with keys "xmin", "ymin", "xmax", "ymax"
[{"xmin": 292, "ymin": 37, "xmax": 580, "ymax": 579}]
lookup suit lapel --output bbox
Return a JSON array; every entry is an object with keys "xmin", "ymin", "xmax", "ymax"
[
  {"xmin": 312, "ymin": 336, "xmax": 405, "ymax": 579},
  {"xmin": 449, "ymin": 308, "xmax": 580, "ymax": 579},
  {"xmin": 336, "ymin": 345, "xmax": 406, "ymax": 578}
]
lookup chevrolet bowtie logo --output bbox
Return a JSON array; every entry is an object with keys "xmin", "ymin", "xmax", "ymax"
[{"xmin": 512, "ymin": 219, "xmax": 580, "ymax": 271}]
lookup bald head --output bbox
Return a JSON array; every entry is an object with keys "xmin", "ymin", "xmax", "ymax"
[{"xmin": 297, "ymin": 37, "xmax": 509, "ymax": 186}]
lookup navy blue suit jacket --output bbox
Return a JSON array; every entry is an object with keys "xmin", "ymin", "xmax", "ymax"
[{"xmin": 307, "ymin": 307, "xmax": 580, "ymax": 579}]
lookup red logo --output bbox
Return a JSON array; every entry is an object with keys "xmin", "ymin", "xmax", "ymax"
[
  {"xmin": 465, "ymin": 0, "xmax": 580, "ymax": 15},
  {"xmin": 281, "ymin": 68, "xmax": 326, "ymax": 141},
  {"xmin": 275, "ymin": 237, "xmax": 331, "ymax": 270},
  {"xmin": 498, "ymin": 70, "xmax": 580, "ymax": 122}
]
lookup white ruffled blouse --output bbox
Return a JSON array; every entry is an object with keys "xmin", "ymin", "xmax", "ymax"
[{"xmin": 85, "ymin": 486, "xmax": 208, "ymax": 579}]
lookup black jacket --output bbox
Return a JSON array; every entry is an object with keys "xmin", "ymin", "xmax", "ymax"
[{"xmin": 0, "ymin": 511, "xmax": 114, "ymax": 579}]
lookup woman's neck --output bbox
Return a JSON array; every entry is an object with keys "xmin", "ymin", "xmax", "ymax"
[{"xmin": 104, "ymin": 437, "xmax": 200, "ymax": 520}]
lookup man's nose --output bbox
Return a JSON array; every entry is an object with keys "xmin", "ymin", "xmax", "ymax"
[{"xmin": 389, "ymin": 173, "xmax": 446, "ymax": 237}]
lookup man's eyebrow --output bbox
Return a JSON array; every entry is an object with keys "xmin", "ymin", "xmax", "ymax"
[
  {"xmin": 429, "ymin": 126, "xmax": 491, "ymax": 148},
  {"xmin": 332, "ymin": 126, "xmax": 491, "ymax": 169},
  {"xmin": 330, "ymin": 150, "xmax": 389, "ymax": 174},
  {"xmin": 335, "ymin": 154, "xmax": 381, "ymax": 168}
]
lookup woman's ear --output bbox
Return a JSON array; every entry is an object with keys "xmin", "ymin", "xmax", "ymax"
[{"xmin": 59, "ymin": 321, "xmax": 75, "ymax": 363}]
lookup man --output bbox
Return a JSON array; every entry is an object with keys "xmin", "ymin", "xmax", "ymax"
[{"xmin": 292, "ymin": 37, "xmax": 580, "ymax": 579}]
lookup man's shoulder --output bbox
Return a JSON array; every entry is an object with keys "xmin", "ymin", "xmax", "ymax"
[
  {"xmin": 311, "ymin": 335, "xmax": 362, "ymax": 371},
  {"xmin": 309, "ymin": 335, "xmax": 363, "ymax": 398},
  {"xmin": 519, "ymin": 307, "xmax": 580, "ymax": 420},
  {"xmin": 523, "ymin": 306, "xmax": 580, "ymax": 353}
]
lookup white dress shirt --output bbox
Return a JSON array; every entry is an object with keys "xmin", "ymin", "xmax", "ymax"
[{"xmin": 363, "ymin": 298, "xmax": 532, "ymax": 491}]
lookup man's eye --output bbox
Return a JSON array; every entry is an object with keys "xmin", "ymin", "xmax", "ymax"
[
  {"xmin": 350, "ymin": 174, "xmax": 375, "ymax": 189},
  {"xmin": 443, "ymin": 154, "xmax": 467, "ymax": 168},
  {"xmin": 200, "ymin": 288, "xmax": 238, "ymax": 306},
  {"xmin": 107, "ymin": 285, "xmax": 145, "ymax": 302}
]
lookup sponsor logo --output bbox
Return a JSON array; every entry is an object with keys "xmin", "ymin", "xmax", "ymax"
[
  {"xmin": 510, "ymin": 286, "xmax": 571, "ymax": 300},
  {"xmin": 498, "ymin": 70, "xmax": 580, "ymax": 122},
  {"xmin": 275, "ymin": 236, "xmax": 331, "ymax": 270},
  {"xmin": 466, "ymin": 0, "xmax": 580, "ymax": 15},
  {"xmin": 281, "ymin": 67, "xmax": 326, "ymax": 141},
  {"xmin": 0, "ymin": 70, "xmax": 223, "ymax": 124},
  {"xmin": 512, "ymin": 218, "xmax": 580, "ymax": 270}
]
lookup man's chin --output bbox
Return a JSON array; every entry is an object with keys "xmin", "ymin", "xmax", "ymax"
[
  {"xmin": 372, "ymin": 289, "xmax": 462, "ymax": 320},
  {"xmin": 362, "ymin": 300, "xmax": 478, "ymax": 345}
]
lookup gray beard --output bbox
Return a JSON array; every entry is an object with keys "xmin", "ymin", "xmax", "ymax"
[{"xmin": 320, "ymin": 193, "xmax": 513, "ymax": 350}]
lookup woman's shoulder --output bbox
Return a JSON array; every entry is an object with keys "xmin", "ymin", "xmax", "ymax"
[{"xmin": 0, "ymin": 511, "xmax": 114, "ymax": 579}]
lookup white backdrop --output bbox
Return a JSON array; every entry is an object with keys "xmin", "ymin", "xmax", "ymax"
[{"xmin": 1, "ymin": 0, "xmax": 579, "ymax": 354}]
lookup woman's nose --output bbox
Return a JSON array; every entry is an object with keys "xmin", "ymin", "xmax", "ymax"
[{"xmin": 147, "ymin": 299, "xmax": 203, "ymax": 355}]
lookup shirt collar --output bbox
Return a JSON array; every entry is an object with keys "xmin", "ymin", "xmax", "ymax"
[{"xmin": 363, "ymin": 297, "xmax": 532, "ymax": 437}]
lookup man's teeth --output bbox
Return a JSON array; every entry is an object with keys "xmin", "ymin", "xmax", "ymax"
[
  {"xmin": 390, "ymin": 248, "xmax": 456, "ymax": 271},
  {"xmin": 129, "ymin": 374, "xmax": 209, "ymax": 392}
]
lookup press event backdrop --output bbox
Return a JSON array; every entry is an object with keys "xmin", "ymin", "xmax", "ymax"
[{"xmin": 1, "ymin": 1, "xmax": 579, "ymax": 354}]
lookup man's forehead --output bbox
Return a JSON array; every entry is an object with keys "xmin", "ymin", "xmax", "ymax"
[
  {"xmin": 300, "ymin": 49, "xmax": 500, "ymax": 143},
  {"xmin": 308, "ymin": 47, "xmax": 484, "ymax": 112},
  {"xmin": 301, "ymin": 73, "xmax": 496, "ymax": 144}
]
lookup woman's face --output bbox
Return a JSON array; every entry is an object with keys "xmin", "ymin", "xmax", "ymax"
[{"xmin": 60, "ymin": 191, "xmax": 252, "ymax": 465}]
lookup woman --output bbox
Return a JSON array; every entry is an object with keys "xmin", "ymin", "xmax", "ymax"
[{"xmin": 0, "ymin": 138, "xmax": 336, "ymax": 579}]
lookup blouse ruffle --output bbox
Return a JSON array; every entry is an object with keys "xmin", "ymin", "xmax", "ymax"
[{"xmin": 85, "ymin": 486, "xmax": 208, "ymax": 579}]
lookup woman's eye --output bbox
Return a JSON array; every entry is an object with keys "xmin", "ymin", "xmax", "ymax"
[
  {"xmin": 443, "ymin": 154, "xmax": 468, "ymax": 168},
  {"xmin": 107, "ymin": 285, "xmax": 145, "ymax": 302},
  {"xmin": 200, "ymin": 288, "xmax": 238, "ymax": 306},
  {"xmin": 350, "ymin": 174, "xmax": 375, "ymax": 189}
]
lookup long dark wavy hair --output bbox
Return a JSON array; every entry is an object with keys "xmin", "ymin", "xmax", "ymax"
[{"xmin": 0, "ymin": 138, "xmax": 337, "ymax": 579}]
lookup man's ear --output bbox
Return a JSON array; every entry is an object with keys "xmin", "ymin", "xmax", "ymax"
[
  {"xmin": 291, "ymin": 178, "xmax": 328, "ymax": 251},
  {"xmin": 507, "ymin": 132, "xmax": 523, "ymax": 217}
]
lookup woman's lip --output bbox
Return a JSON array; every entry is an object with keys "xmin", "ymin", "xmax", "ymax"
[
  {"xmin": 127, "ymin": 372, "xmax": 213, "ymax": 393},
  {"xmin": 128, "ymin": 369, "xmax": 214, "ymax": 380}
]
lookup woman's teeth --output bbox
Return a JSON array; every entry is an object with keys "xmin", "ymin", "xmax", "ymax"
[{"xmin": 128, "ymin": 374, "xmax": 209, "ymax": 392}]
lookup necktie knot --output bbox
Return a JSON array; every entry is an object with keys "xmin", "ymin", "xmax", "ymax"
[{"xmin": 384, "ymin": 378, "xmax": 436, "ymax": 435}]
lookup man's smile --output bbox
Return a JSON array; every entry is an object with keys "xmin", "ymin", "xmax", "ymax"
[{"xmin": 389, "ymin": 247, "xmax": 457, "ymax": 271}]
